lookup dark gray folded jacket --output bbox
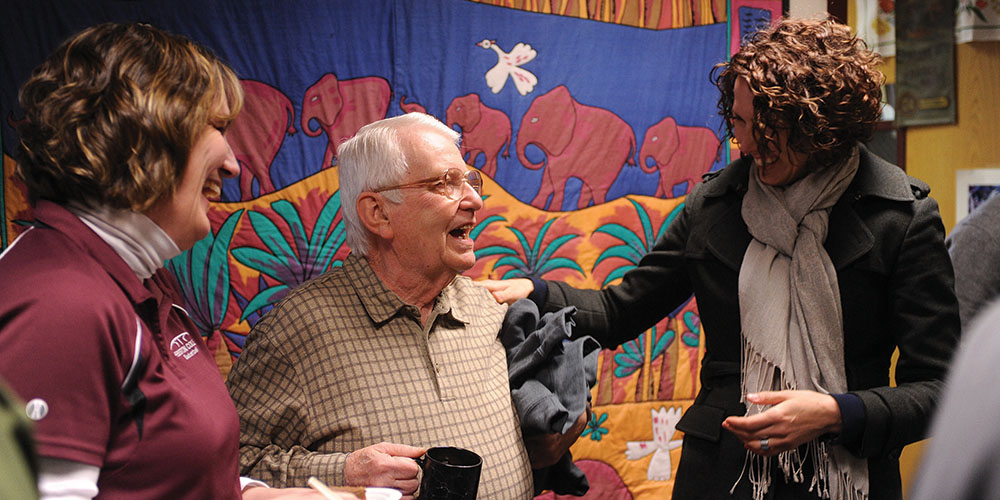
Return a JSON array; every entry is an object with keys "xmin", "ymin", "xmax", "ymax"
[{"xmin": 500, "ymin": 299, "xmax": 600, "ymax": 496}]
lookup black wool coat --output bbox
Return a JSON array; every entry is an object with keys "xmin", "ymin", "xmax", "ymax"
[{"xmin": 541, "ymin": 145, "xmax": 961, "ymax": 499}]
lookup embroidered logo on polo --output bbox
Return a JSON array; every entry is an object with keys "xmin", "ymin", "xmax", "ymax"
[{"xmin": 169, "ymin": 332, "xmax": 199, "ymax": 359}]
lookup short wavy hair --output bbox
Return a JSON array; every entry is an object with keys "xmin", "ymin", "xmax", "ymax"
[
  {"xmin": 712, "ymin": 17, "xmax": 884, "ymax": 173},
  {"xmin": 15, "ymin": 22, "xmax": 243, "ymax": 211},
  {"xmin": 338, "ymin": 112, "xmax": 460, "ymax": 257}
]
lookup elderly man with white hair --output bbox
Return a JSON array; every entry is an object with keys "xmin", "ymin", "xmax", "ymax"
[{"xmin": 227, "ymin": 113, "xmax": 580, "ymax": 500}]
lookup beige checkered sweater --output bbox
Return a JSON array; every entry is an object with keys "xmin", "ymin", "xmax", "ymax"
[{"xmin": 227, "ymin": 253, "xmax": 533, "ymax": 499}]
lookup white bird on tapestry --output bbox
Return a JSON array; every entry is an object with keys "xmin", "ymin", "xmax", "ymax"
[
  {"xmin": 476, "ymin": 39, "xmax": 538, "ymax": 96},
  {"xmin": 625, "ymin": 406, "xmax": 684, "ymax": 481}
]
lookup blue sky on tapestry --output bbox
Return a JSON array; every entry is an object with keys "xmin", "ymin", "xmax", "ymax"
[{"xmin": 1, "ymin": 0, "xmax": 727, "ymax": 212}]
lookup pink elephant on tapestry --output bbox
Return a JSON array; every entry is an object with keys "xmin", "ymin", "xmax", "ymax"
[
  {"xmin": 534, "ymin": 460, "xmax": 633, "ymax": 500},
  {"xmin": 399, "ymin": 95, "xmax": 427, "ymax": 114},
  {"xmin": 517, "ymin": 85, "xmax": 636, "ymax": 210},
  {"xmin": 301, "ymin": 73, "xmax": 390, "ymax": 169},
  {"xmin": 446, "ymin": 93, "xmax": 511, "ymax": 178},
  {"xmin": 225, "ymin": 80, "xmax": 296, "ymax": 200},
  {"xmin": 639, "ymin": 116, "xmax": 721, "ymax": 198}
]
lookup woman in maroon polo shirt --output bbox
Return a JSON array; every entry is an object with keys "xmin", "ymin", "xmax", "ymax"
[{"xmin": 0, "ymin": 22, "xmax": 328, "ymax": 500}]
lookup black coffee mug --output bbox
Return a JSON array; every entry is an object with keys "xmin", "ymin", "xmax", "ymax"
[{"xmin": 414, "ymin": 446, "xmax": 482, "ymax": 500}]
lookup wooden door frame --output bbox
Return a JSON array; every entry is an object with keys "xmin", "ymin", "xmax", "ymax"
[{"xmin": 828, "ymin": 0, "xmax": 847, "ymax": 23}]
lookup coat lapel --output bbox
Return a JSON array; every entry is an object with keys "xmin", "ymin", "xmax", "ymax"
[
  {"xmin": 707, "ymin": 203, "xmax": 751, "ymax": 272},
  {"xmin": 827, "ymin": 196, "xmax": 874, "ymax": 270},
  {"xmin": 702, "ymin": 159, "xmax": 752, "ymax": 272},
  {"xmin": 827, "ymin": 146, "xmax": 912, "ymax": 270}
]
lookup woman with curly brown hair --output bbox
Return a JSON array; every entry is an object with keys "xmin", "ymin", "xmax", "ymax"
[
  {"xmin": 483, "ymin": 17, "xmax": 960, "ymax": 499},
  {"xmin": 0, "ymin": 22, "xmax": 327, "ymax": 500}
]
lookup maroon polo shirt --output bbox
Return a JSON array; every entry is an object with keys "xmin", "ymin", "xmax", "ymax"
[{"xmin": 0, "ymin": 201, "xmax": 241, "ymax": 499}]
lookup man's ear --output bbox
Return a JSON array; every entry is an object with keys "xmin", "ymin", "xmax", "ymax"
[{"xmin": 357, "ymin": 192, "xmax": 393, "ymax": 240}]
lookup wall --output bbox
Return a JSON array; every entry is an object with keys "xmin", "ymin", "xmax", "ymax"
[
  {"xmin": 844, "ymin": 2, "xmax": 1000, "ymax": 496},
  {"xmin": 788, "ymin": 0, "xmax": 828, "ymax": 17},
  {"xmin": 895, "ymin": 40, "xmax": 1000, "ymax": 497},
  {"xmin": 908, "ymin": 41, "xmax": 1000, "ymax": 233},
  {"xmin": 843, "ymin": 4, "xmax": 1000, "ymax": 232}
]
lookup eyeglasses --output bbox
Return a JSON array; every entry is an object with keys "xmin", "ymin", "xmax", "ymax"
[{"xmin": 372, "ymin": 168, "xmax": 483, "ymax": 200}]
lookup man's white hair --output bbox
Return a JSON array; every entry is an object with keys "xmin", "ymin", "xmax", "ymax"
[{"xmin": 338, "ymin": 112, "xmax": 461, "ymax": 256}]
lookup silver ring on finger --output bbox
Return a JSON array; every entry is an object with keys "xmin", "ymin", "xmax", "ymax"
[{"xmin": 760, "ymin": 437, "xmax": 770, "ymax": 452}]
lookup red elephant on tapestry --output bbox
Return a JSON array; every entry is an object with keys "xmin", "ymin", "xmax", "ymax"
[
  {"xmin": 638, "ymin": 116, "xmax": 721, "ymax": 198},
  {"xmin": 517, "ymin": 85, "xmax": 636, "ymax": 210},
  {"xmin": 301, "ymin": 73, "xmax": 390, "ymax": 169},
  {"xmin": 534, "ymin": 460, "xmax": 632, "ymax": 500},
  {"xmin": 226, "ymin": 80, "xmax": 296, "ymax": 200},
  {"xmin": 446, "ymin": 93, "xmax": 511, "ymax": 178},
  {"xmin": 399, "ymin": 95, "xmax": 427, "ymax": 114}
]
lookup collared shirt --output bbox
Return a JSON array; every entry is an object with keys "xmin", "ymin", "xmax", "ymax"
[
  {"xmin": 0, "ymin": 201, "xmax": 241, "ymax": 500},
  {"xmin": 227, "ymin": 253, "xmax": 533, "ymax": 499}
]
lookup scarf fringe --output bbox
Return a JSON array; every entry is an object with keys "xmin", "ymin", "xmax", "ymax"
[
  {"xmin": 732, "ymin": 441, "xmax": 867, "ymax": 500},
  {"xmin": 735, "ymin": 337, "xmax": 869, "ymax": 500}
]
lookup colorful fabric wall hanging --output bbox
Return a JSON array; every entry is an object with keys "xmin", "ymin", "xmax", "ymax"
[{"xmin": 2, "ymin": 1, "xmax": 755, "ymax": 497}]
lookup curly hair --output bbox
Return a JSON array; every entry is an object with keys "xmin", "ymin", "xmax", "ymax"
[
  {"xmin": 712, "ymin": 17, "xmax": 884, "ymax": 173},
  {"xmin": 15, "ymin": 22, "xmax": 243, "ymax": 210}
]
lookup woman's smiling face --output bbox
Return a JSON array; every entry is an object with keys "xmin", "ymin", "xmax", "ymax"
[
  {"xmin": 144, "ymin": 99, "xmax": 239, "ymax": 251},
  {"xmin": 731, "ymin": 77, "xmax": 808, "ymax": 186}
]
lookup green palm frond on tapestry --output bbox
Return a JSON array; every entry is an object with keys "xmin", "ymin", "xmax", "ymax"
[
  {"xmin": 614, "ymin": 326, "xmax": 675, "ymax": 377},
  {"xmin": 593, "ymin": 199, "xmax": 684, "ymax": 287},
  {"xmin": 682, "ymin": 310, "xmax": 700, "ymax": 348},
  {"xmin": 489, "ymin": 217, "xmax": 584, "ymax": 279},
  {"xmin": 471, "ymin": 215, "xmax": 515, "ymax": 260},
  {"xmin": 168, "ymin": 209, "xmax": 243, "ymax": 336},
  {"xmin": 232, "ymin": 192, "xmax": 346, "ymax": 321}
]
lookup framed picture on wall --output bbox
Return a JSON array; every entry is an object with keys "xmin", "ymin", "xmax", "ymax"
[
  {"xmin": 730, "ymin": 0, "xmax": 783, "ymax": 54},
  {"xmin": 956, "ymin": 168, "xmax": 1000, "ymax": 221}
]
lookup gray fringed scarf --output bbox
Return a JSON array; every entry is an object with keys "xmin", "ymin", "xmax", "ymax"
[{"xmin": 735, "ymin": 147, "xmax": 868, "ymax": 500}]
